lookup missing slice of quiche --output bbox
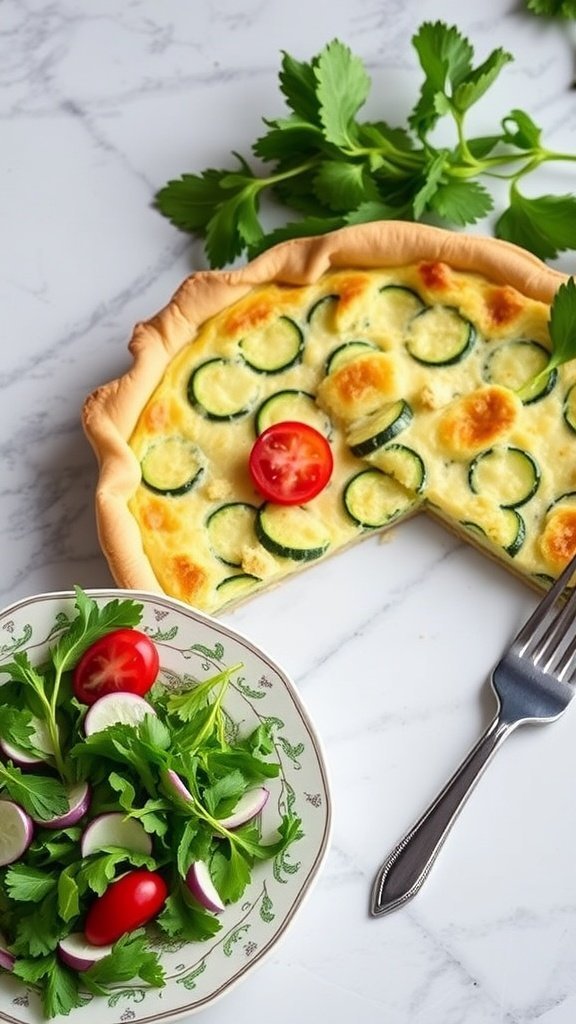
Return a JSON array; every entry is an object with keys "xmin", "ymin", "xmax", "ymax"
[{"xmin": 82, "ymin": 221, "xmax": 575, "ymax": 613}]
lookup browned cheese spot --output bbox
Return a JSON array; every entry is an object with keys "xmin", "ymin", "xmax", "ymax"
[
  {"xmin": 540, "ymin": 508, "xmax": 576, "ymax": 571},
  {"xmin": 438, "ymin": 385, "xmax": 519, "ymax": 456}
]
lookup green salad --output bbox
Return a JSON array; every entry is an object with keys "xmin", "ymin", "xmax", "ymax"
[{"xmin": 0, "ymin": 588, "xmax": 300, "ymax": 1018}]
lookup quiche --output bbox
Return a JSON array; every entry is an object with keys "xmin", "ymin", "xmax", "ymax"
[{"xmin": 82, "ymin": 221, "xmax": 574, "ymax": 614}]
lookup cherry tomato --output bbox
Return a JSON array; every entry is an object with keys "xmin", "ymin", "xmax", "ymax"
[
  {"xmin": 248, "ymin": 421, "xmax": 333, "ymax": 505},
  {"xmin": 72, "ymin": 628, "xmax": 159, "ymax": 705},
  {"xmin": 84, "ymin": 869, "xmax": 168, "ymax": 946}
]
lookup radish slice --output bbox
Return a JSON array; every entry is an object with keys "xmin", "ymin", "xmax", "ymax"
[
  {"xmin": 217, "ymin": 787, "xmax": 270, "ymax": 829},
  {"xmin": 1, "ymin": 718, "xmax": 54, "ymax": 767},
  {"xmin": 31, "ymin": 781, "xmax": 91, "ymax": 830},
  {"xmin": 186, "ymin": 861, "xmax": 225, "ymax": 913},
  {"xmin": 163, "ymin": 768, "xmax": 194, "ymax": 807},
  {"xmin": 81, "ymin": 812, "xmax": 153, "ymax": 858},
  {"xmin": 0, "ymin": 800, "xmax": 34, "ymax": 866},
  {"xmin": 58, "ymin": 932, "xmax": 113, "ymax": 971},
  {"xmin": 0, "ymin": 932, "xmax": 15, "ymax": 973},
  {"xmin": 84, "ymin": 692, "xmax": 157, "ymax": 736}
]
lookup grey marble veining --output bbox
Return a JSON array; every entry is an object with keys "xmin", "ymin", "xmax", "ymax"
[{"xmin": 1, "ymin": 0, "xmax": 576, "ymax": 1020}]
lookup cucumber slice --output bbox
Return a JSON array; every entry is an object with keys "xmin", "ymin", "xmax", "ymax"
[
  {"xmin": 240, "ymin": 316, "xmax": 304, "ymax": 374},
  {"xmin": 141, "ymin": 437, "xmax": 205, "ymax": 496},
  {"xmin": 468, "ymin": 445, "xmax": 540, "ymax": 509},
  {"xmin": 367, "ymin": 443, "xmax": 427, "ymax": 494},
  {"xmin": 325, "ymin": 340, "xmax": 378, "ymax": 375},
  {"xmin": 377, "ymin": 285, "xmax": 425, "ymax": 334},
  {"xmin": 406, "ymin": 305, "xmax": 475, "ymax": 366},
  {"xmin": 343, "ymin": 469, "xmax": 418, "ymax": 528},
  {"xmin": 563, "ymin": 384, "xmax": 576, "ymax": 434},
  {"xmin": 216, "ymin": 573, "xmax": 261, "ymax": 601},
  {"xmin": 188, "ymin": 358, "xmax": 259, "ymax": 420},
  {"xmin": 256, "ymin": 504, "xmax": 330, "ymax": 561},
  {"xmin": 483, "ymin": 340, "xmax": 557, "ymax": 404},
  {"xmin": 347, "ymin": 400, "xmax": 413, "ymax": 457},
  {"xmin": 255, "ymin": 389, "xmax": 331, "ymax": 437},
  {"xmin": 206, "ymin": 502, "xmax": 258, "ymax": 567}
]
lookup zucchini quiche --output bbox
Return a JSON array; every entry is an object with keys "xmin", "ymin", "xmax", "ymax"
[{"xmin": 83, "ymin": 221, "xmax": 574, "ymax": 613}]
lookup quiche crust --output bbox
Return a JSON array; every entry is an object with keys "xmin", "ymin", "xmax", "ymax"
[{"xmin": 82, "ymin": 220, "xmax": 569, "ymax": 610}]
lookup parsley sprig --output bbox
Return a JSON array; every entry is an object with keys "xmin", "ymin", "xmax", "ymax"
[
  {"xmin": 155, "ymin": 21, "xmax": 576, "ymax": 268},
  {"xmin": 519, "ymin": 276, "xmax": 576, "ymax": 399}
]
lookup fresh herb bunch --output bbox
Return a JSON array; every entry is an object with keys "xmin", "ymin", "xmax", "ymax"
[
  {"xmin": 155, "ymin": 21, "xmax": 576, "ymax": 269},
  {"xmin": 0, "ymin": 589, "xmax": 300, "ymax": 1018}
]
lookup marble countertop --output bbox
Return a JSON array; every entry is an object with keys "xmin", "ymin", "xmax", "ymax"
[{"xmin": 2, "ymin": 1, "xmax": 576, "ymax": 1021}]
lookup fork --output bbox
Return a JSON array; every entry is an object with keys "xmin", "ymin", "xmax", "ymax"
[{"xmin": 371, "ymin": 550, "xmax": 576, "ymax": 917}]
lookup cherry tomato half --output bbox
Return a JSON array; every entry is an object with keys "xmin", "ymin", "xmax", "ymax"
[
  {"xmin": 84, "ymin": 869, "xmax": 168, "ymax": 946},
  {"xmin": 72, "ymin": 628, "xmax": 160, "ymax": 705},
  {"xmin": 248, "ymin": 421, "xmax": 333, "ymax": 505}
]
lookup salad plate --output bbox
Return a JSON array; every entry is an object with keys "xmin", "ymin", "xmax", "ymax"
[{"xmin": 0, "ymin": 589, "xmax": 332, "ymax": 1024}]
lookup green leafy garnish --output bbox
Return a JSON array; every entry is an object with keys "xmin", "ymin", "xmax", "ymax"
[
  {"xmin": 155, "ymin": 21, "xmax": 576, "ymax": 268},
  {"xmin": 520, "ymin": 277, "xmax": 576, "ymax": 399}
]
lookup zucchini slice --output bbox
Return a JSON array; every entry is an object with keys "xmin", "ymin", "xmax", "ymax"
[
  {"xmin": 406, "ymin": 305, "xmax": 475, "ymax": 366},
  {"xmin": 306, "ymin": 293, "xmax": 338, "ymax": 331},
  {"xmin": 347, "ymin": 400, "xmax": 413, "ymax": 457},
  {"xmin": 216, "ymin": 573, "xmax": 261, "ymax": 602},
  {"xmin": 461, "ymin": 509, "xmax": 526, "ymax": 557},
  {"xmin": 483, "ymin": 340, "xmax": 557, "ymax": 404},
  {"xmin": 255, "ymin": 504, "xmax": 330, "ymax": 561},
  {"xmin": 325, "ymin": 340, "xmax": 378, "ymax": 375},
  {"xmin": 468, "ymin": 445, "xmax": 540, "ymax": 509},
  {"xmin": 563, "ymin": 384, "xmax": 576, "ymax": 434},
  {"xmin": 367, "ymin": 443, "xmax": 427, "ymax": 494},
  {"xmin": 377, "ymin": 285, "xmax": 425, "ymax": 335},
  {"xmin": 188, "ymin": 358, "xmax": 259, "ymax": 420},
  {"xmin": 206, "ymin": 502, "xmax": 258, "ymax": 566},
  {"xmin": 255, "ymin": 389, "xmax": 331, "ymax": 437},
  {"xmin": 240, "ymin": 316, "xmax": 304, "ymax": 374},
  {"xmin": 141, "ymin": 437, "xmax": 205, "ymax": 496},
  {"xmin": 343, "ymin": 469, "xmax": 418, "ymax": 528}
]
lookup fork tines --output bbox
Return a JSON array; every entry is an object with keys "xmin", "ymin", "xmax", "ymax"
[{"xmin": 514, "ymin": 551, "xmax": 576, "ymax": 681}]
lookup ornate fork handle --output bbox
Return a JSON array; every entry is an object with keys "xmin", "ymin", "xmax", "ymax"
[{"xmin": 371, "ymin": 713, "xmax": 515, "ymax": 916}]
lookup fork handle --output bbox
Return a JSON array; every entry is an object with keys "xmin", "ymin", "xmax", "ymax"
[{"xmin": 371, "ymin": 714, "xmax": 514, "ymax": 916}]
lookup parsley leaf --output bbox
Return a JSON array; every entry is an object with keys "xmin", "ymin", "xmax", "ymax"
[
  {"xmin": 314, "ymin": 39, "xmax": 370, "ymax": 149},
  {"xmin": 4, "ymin": 864, "xmax": 57, "ymax": 902},
  {"xmin": 83, "ymin": 931, "xmax": 164, "ymax": 993},
  {"xmin": 518, "ymin": 277, "xmax": 576, "ymax": 398},
  {"xmin": 496, "ymin": 189, "xmax": 576, "ymax": 260},
  {"xmin": 0, "ymin": 763, "xmax": 69, "ymax": 820},
  {"xmin": 157, "ymin": 886, "xmax": 222, "ymax": 941}
]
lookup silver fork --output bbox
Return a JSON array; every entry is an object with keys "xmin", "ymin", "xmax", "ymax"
[{"xmin": 371, "ymin": 550, "xmax": 576, "ymax": 917}]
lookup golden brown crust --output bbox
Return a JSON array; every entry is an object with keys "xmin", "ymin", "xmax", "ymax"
[{"xmin": 81, "ymin": 221, "xmax": 568, "ymax": 604}]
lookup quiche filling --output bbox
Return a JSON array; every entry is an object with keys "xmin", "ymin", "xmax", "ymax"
[{"xmin": 126, "ymin": 260, "xmax": 576, "ymax": 612}]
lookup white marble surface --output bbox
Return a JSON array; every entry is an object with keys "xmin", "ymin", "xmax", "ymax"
[{"xmin": 2, "ymin": 0, "xmax": 576, "ymax": 1021}]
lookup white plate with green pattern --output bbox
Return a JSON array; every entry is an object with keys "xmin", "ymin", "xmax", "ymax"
[{"xmin": 0, "ymin": 589, "xmax": 332, "ymax": 1024}]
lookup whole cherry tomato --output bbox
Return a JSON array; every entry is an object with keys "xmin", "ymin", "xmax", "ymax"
[
  {"xmin": 248, "ymin": 421, "xmax": 333, "ymax": 505},
  {"xmin": 84, "ymin": 870, "xmax": 168, "ymax": 946},
  {"xmin": 72, "ymin": 628, "xmax": 159, "ymax": 705}
]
